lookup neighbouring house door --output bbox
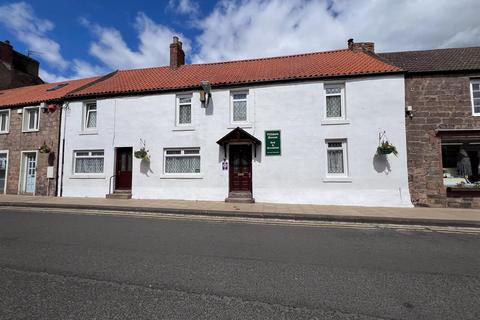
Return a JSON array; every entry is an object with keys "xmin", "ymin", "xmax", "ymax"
[
  {"xmin": 0, "ymin": 153, "xmax": 7, "ymax": 193},
  {"xmin": 22, "ymin": 153, "xmax": 36, "ymax": 194},
  {"xmin": 229, "ymin": 145, "xmax": 252, "ymax": 193},
  {"xmin": 115, "ymin": 147, "xmax": 132, "ymax": 190}
]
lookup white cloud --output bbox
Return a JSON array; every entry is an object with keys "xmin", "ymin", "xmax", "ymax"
[
  {"xmin": 193, "ymin": 0, "xmax": 480, "ymax": 63},
  {"xmin": 39, "ymin": 68, "xmax": 70, "ymax": 83},
  {"xmin": 168, "ymin": 0, "xmax": 200, "ymax": 15},
  {"xmin": 81, "ymin": 13, "xmax": 190, "ymax": 69},
  {"xmin": 0, "ymin": 2, "xmax": 68, "ymax": 70}
]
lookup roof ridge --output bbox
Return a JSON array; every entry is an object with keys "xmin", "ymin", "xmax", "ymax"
[
  {"xmin": 66, "ymin": 71, "xmax": 118, "ymax": 97},
  {"xmin": 117, "ymin": 48, "xmax": 353, "ymax": 73},
  {"xmin": 379, "ymin": 46, "xmax": 480, "ymax": 55},
  {"xmin": 0, "ymin": 75, "xmax": 101, "ymax": 95}
]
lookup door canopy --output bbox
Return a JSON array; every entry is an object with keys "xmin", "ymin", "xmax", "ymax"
[{"xmin": 216, "ymin": 127, "xmax": 262, "ymax": 146}]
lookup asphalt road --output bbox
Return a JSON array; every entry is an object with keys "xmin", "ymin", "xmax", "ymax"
[{"xmin": 0, "ymin": 207, "xmax": 479, "ymax": 320}]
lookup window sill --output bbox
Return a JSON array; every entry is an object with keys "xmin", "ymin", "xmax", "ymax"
[
  {"xmin": 22, "ymin": 129, "xmax": 40, "ymax": 133},
  {"xmin": 160, "ymin": 175, "xmax": 203, "ymax": 179},
  {"xmin": 79, "ymin": 130, "xmax": 98, "ymax": 135},
  {"xmin": 321, "ymin": 119, "xmax": 350, "ymax": 125},
  {"xmin": 172, "ymin": 126, "xmax": 195, "ymax": 131},
  {"xmin": 69, "ymin": 175, "xmax": 106, "ymax": 179},
  {"xmin": 323, "ymin": 177, "xmax": 352, "ymax": 183},
  {"xmin": 0, "ymin": 131, "xmax": 9, "ymax": 135}
]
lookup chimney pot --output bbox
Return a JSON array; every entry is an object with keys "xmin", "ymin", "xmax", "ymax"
[{"xmin": 170, "ymin": 36, "xmax": 185, "ymax": 69}]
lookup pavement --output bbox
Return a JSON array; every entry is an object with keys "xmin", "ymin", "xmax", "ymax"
[
  {"xmin": 0, "ymin": 207, "xmax": 479, "ymax": 319},
  {"xmin": 2, "ymin": 194, "xmax": 480, "ymax": 227}
]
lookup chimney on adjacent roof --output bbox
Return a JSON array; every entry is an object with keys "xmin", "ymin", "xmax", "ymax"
[
  {"xmin": 0, "ymin": 40, "xmax": 13, "ymax": 66},
  {"xmin": 170, "ymin": 36, "xmax": 185, "ymax": 69},
  {"xmin": 347, "ymin": 38, "xmax": 375, "ymax": 53},
  {"xmin": 0, "ymin": 40, "xmax": 42, "ymax": 90}
]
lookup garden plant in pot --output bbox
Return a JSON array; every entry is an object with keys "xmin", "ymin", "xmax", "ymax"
[
  {"xmin": 39, "ymin": 142, "xmax": 51, "ymax": 154},
  {"xmin": 134, "ymin": 139, "xmax": 150, "ymax": 161}
]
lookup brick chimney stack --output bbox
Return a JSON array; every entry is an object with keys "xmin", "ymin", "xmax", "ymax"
[
  {"xmin": 170, "ymin": 36, "xmax": 185, "ymax": 69},
  {"xmin": 0, "ymin": 40, "xmax": 42, "ymax": 90},
  {"xmin": 347, "ymin": 38, "xmax": 375, "ymax": 53},
  {"xmin": 0, "ymin": 40, "xmax": 13, "ymax": 66}
]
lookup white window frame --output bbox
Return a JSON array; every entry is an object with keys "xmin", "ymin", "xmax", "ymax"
[
  {"xmin": 471, "ymin": 80, "xmax": 480, "ymax": 116},
  {"xmin": 175, "ymin": 94, "xmax": 192, "ymax": 127},
  {"xmin": 0, "ymin": 150, "xmax": 9, "ymax": 194},
  {"xmin": 324, "ymin": 83, "xmax": 346, "ymax": 121},
  {"xmin": 230, "ymin": 91, "xmax": 249, "ymax": 124},
  {"xmin": 163, "ymin": 148, "xmax": 201, "ymax": 176},
  {"xmin": 83, "ymin": 101, "xmax": 97, "ymax": 131},
  {"xmin": 325, "ymin": 139, "xmax": 348, "ymax": 178},
  {"xmin": 22, "ymin": 106, "xmax": 40, "ymax": 132},
  {"xmin": 73, "ymin": 150, "xmax": 105, "ymax": 175},
  {"xmin": 0, "ymin": 109, "xmax": 10, "ymax": 134}
]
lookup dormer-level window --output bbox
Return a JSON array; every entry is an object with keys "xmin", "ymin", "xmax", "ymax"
[
  {"xmin": 231, "ymin": 92, "xmax": 248, "ymax": 123},
  {"xmin": 84, "ymin": 102, "xmax": 97, "ymax": 130},
  {"xmin": 324, "ymin": 84, "xmax": 346, "ymax": 120},
  {"xmin": 0, "ymin": 110, "xmax": 9, "ymax": 134},
  {"xmin": 22, "ymin": 106, "xmax": 39, "ymax": 132},
  {"xmin": 472, "ymin": 80, "xmax": 480, "ymax": 115}
]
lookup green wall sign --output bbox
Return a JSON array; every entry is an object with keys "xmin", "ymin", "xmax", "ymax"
[{"xmin": 265, "ymin": 130, "xmax": 281, "ymax": 156}]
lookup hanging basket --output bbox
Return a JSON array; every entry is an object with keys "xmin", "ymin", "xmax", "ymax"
[
  {"xmin": 39, "ymin": 143, "xmax": 51, "ymax": 154},
  {"xmin": 377, "ymin": 141, "xmax": 398, "ymax": 156},
  {"xmin": 134, "ymin": 148, "xmax": 150, "ymax": 161}
]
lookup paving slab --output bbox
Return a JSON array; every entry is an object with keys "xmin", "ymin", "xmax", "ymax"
[{"xmin": 1, "ymin": 195, "xmax": 480, "ymax": 227}]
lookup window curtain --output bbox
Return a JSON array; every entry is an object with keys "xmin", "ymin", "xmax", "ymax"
[
  {"xmin": 328, "ymin": 150, "xmax": 344, "ymax": 173},
  {"xmin": 75, "ymin": 158, "xmax": 104, "ymax": 173},
  {"xmin": 165, "ymin": 156, "xmax": 200, "ymax": 173}
]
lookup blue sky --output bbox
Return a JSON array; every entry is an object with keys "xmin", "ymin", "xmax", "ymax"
[{"xmin": 1, "ymin": 0, "xmax": 479, "ymax": 82}]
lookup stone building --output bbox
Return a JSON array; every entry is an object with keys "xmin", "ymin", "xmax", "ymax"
[
  {"xmin": 0, "ymin": 77, "xmax": 99, "ymax": 196},
  {"xmin": 380, "ymin": 47, "xmax": 480, "ymax": 208},
  {"xmin": 0, "ymin": 40, "xmax": 43, "ymax": 90}
]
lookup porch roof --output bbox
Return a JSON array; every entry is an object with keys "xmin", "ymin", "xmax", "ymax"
[{"xmin": 216, "ymin": 127, "xmax": 261, "ymax": 146}]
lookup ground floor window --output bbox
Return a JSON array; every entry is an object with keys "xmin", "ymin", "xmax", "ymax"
[
  {"xmin": 164, "ymin": 148, "xmax": 200, "ymax": 174},
  {"xmin": 326, "ymin": 140, "xmax": 348, "ymax": 177},
  {"xmin": 442, "ymin": 141, "xmax": 480, "ymax": 187},
  {"xmin": 74, "ymin": 150, "xmax": 104, "ymax": 174}
]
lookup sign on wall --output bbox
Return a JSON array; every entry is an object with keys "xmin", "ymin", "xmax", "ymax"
[{"xmin": 265, "ymin": 130, "xmax": 281, "ymax": 156}]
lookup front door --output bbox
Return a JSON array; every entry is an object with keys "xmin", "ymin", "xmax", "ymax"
[
  {"xmin": 229, "ymin": 145, "xmax": 252, "ymax": 193},
  {"xmin": 115, "ymin": 147, "xmax": 132, "ymax": 190},
  {"xmin": 0, "ymin": 152, "xmax": 7, "ymax": 194},
  {"xmin": 22, "ymin": 152, "xmax": 36, "ymax": 194}
]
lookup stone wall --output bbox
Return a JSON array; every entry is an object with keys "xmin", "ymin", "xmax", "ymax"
[
  {"xmin": 0, "ymin": 106, "xmax": 60, "ymax": 196},
  {"xmin": 405, "ymin": 72, "xmax": 480, "ymax": 208}
]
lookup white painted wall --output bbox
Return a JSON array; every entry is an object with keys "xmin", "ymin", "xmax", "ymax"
[{"xmin": 59, "ymin": 75, "xmax": 412, "ymax": 207}]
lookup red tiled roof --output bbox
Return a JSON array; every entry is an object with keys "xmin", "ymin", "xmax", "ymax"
[
  {"xmin": 69, "ymin": 49, "xmax": 402, "ymax": 97},
  {"xmin": 0, "ymin": 76, "xmax": 100, "ymax": 108}
]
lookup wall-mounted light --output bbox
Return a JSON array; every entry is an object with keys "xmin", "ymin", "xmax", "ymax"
[
  {"xmin": 405, "ymin": 105, "xmax": 413, "ymax": 119},
  {"xmin": 200, "ymin": 80, "xmax": 211, "ymax": 107}
]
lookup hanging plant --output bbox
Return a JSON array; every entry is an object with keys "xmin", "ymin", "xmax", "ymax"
[
  {"xmin": 39, "ymin": 142, "xmax": 51, "ymax": 154},
  {"xmin": 377, "ymin": 141, "xmax": 398, "ymax": 156},
  {"xmin": 134, "ymin": 139, "xmax": 150, "ymax": 161},
  {"xmin": 377, "ymin": 131, "xmax": 398, "ymax": 157}
]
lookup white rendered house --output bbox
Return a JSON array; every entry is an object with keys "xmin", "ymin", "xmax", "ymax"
[{"xmin": 57, "ymin": 38, "xmax": 412, "ymax": 207}]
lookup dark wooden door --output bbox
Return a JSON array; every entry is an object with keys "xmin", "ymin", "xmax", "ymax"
[
  {"xmin": 115, "ymin": 147, "xmax": 132, "ymax": 190},
  {"xmin": 229, "ymin": 145, "xmax": 252, "ymax": 192}
]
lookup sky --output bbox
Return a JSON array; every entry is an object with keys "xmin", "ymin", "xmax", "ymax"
[{"xmin": 0, "ymin": 0, "xmax": 479, "ymax": 83}]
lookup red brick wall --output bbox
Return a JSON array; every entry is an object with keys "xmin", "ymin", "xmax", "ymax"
[
  {"xmin": 406, "ymin": 72, "xmax": 480, "ymax": 208},
  {"xmin": 0, "ymin": 106, "xmax": 60, "ymax": 196}
]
